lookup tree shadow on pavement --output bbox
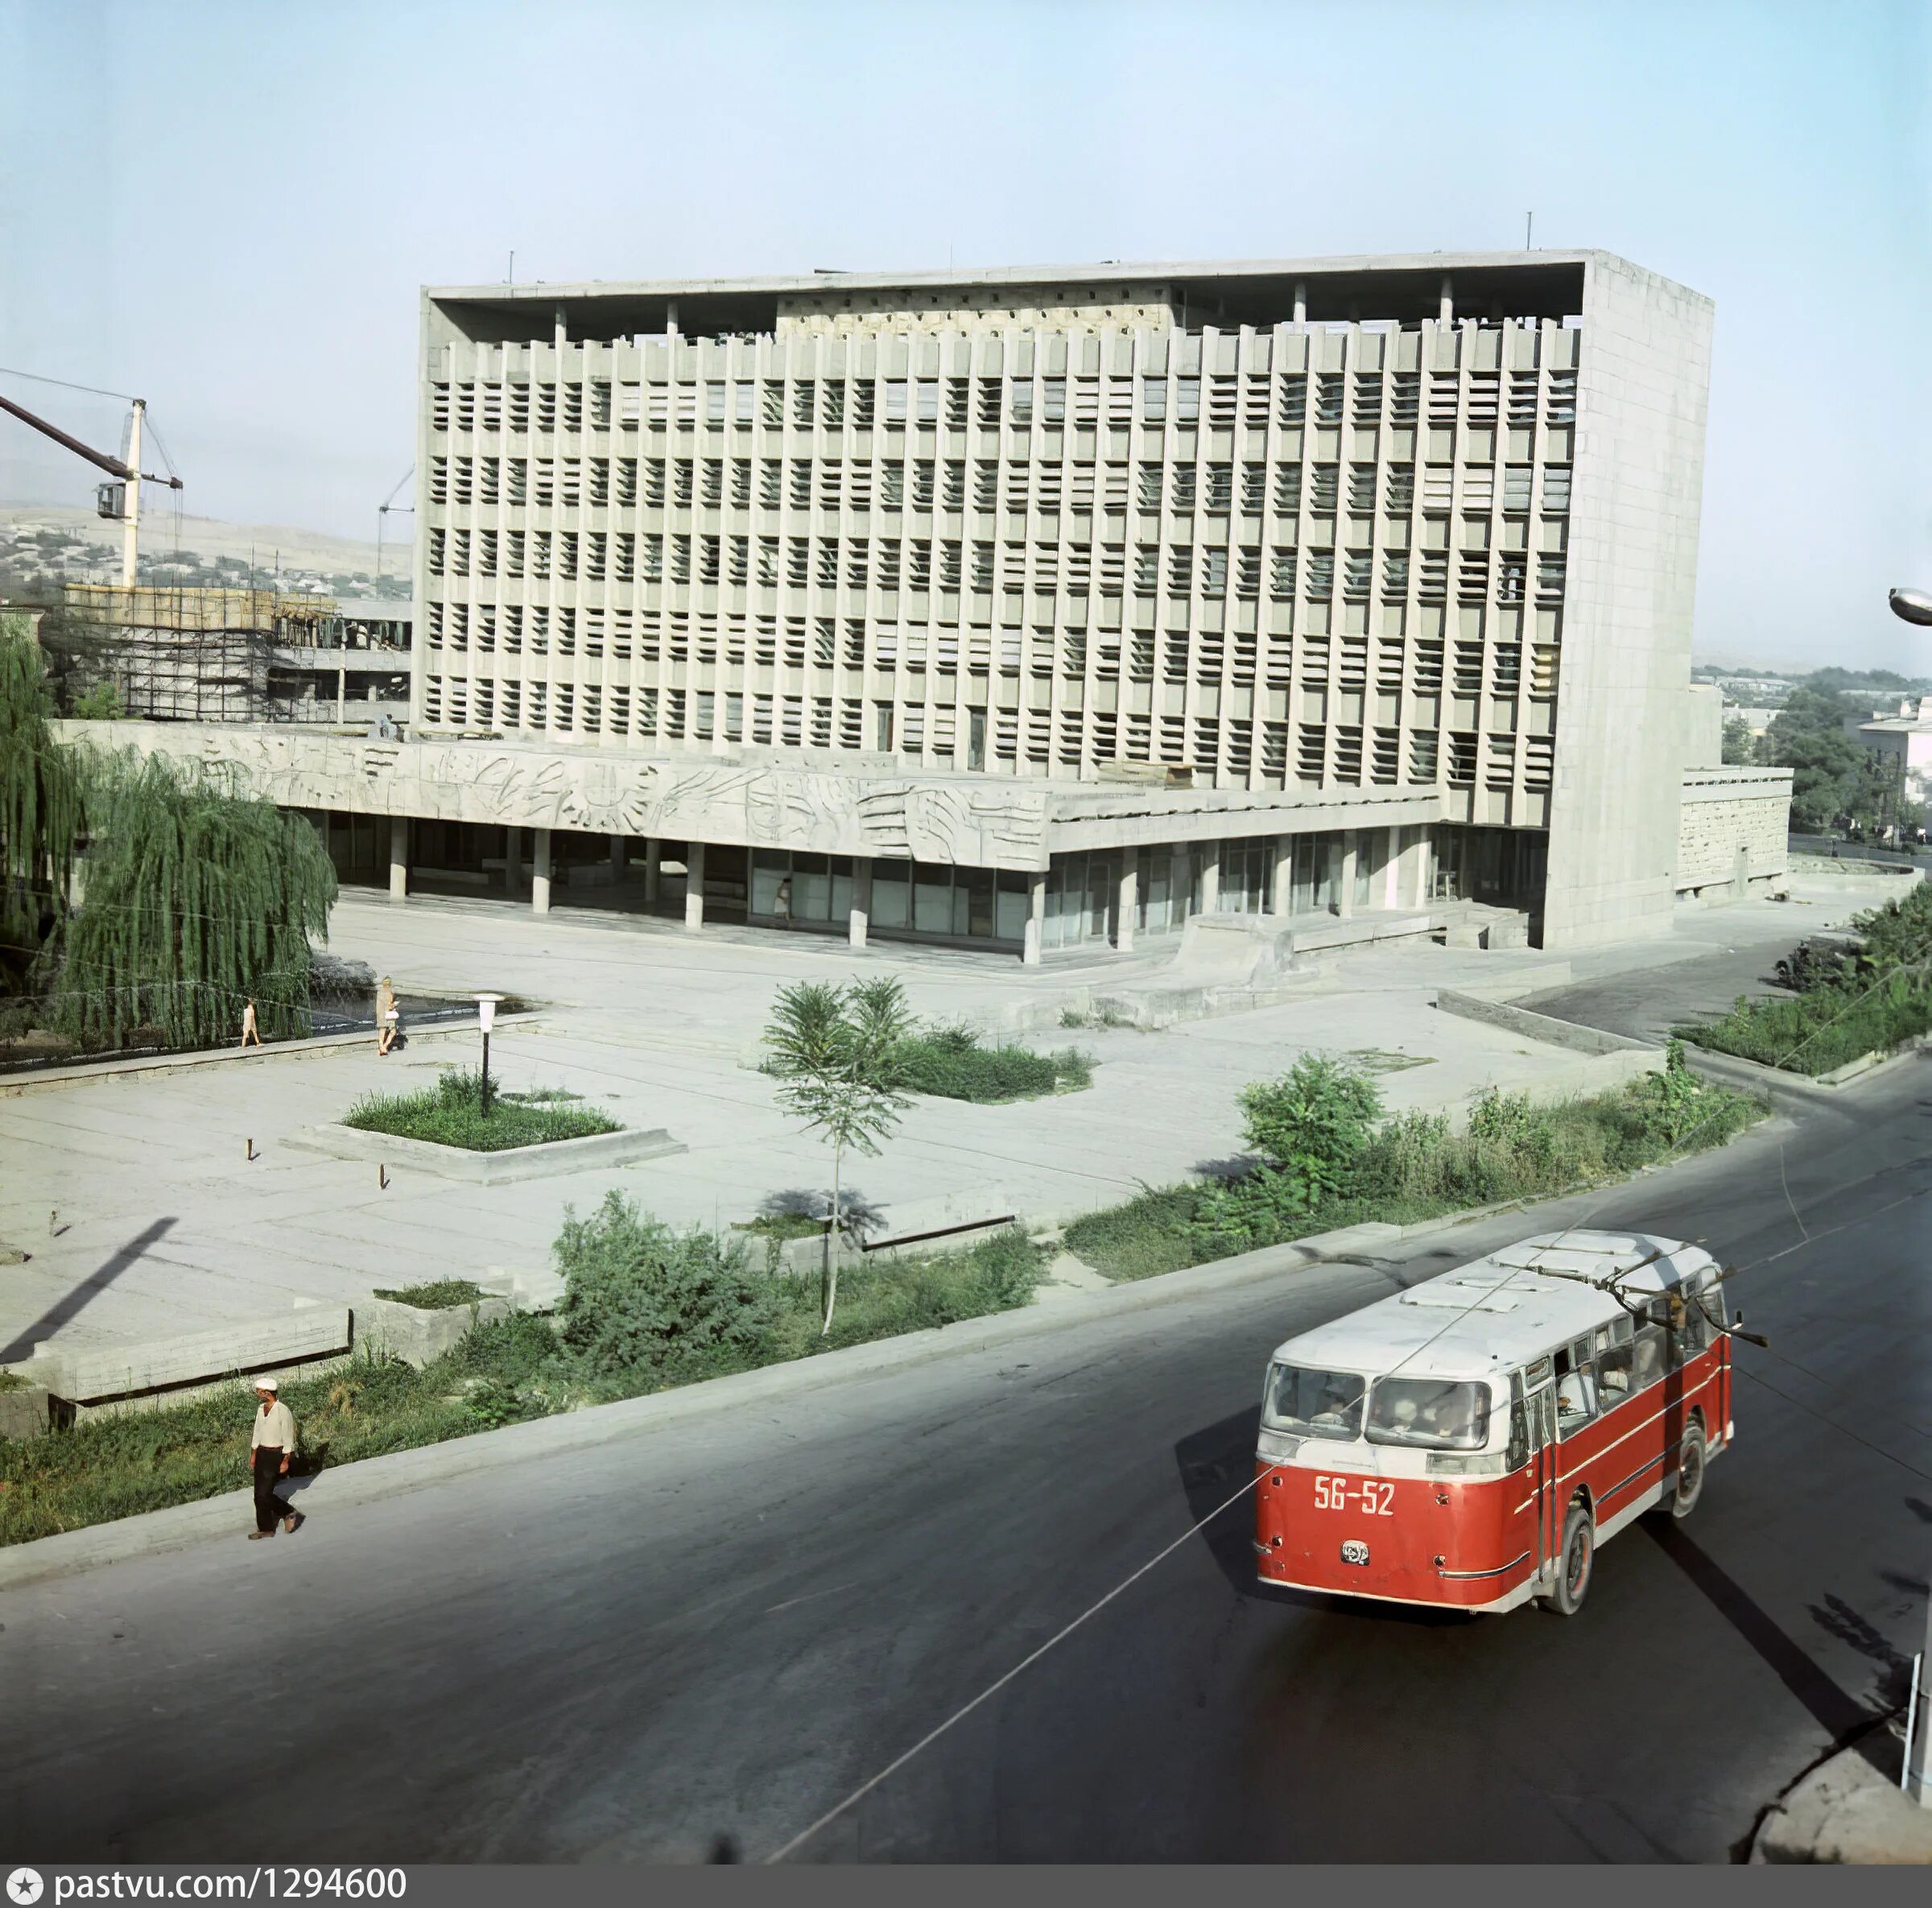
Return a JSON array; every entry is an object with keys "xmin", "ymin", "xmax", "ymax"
[{"xmin": 0, "ymin": 1215, "xmax": 177, "ymax": 1365}]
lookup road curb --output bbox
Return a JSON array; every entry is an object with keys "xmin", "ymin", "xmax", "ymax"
[
  {"xmin": 0, "ymin": 1212, "xmax": 1505, "ymax": 1592},
  {"xmin": 1749, "ymin": 1718, "xmax": 1932, "ymax": 1863}
]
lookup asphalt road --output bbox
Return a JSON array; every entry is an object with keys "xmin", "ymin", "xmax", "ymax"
[
  {"xmin": 5, "ymin": 1065, "xmax": 1932, "ymax": 1864},
  {"xmin": 1517, "ymin": 929, "xmax": 1808, "ymax": 1046}
]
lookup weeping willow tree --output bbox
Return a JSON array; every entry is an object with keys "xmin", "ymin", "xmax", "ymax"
[
  {"xmin": 0, "ymin": 621, "xmax": 85, "ymax": 998},
  {"xmin": 49, "ymin": 753, "xmax": 338, "ymax": 1049}
]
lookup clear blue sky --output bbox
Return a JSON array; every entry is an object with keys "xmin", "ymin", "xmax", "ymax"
[{"xmin": 2, "ymin": 0, "xmax": 1926, "ymax": 667}]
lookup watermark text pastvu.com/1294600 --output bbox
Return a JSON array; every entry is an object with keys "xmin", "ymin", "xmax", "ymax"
[{"xmin": 8, "ymin": 1874, "xmax": 407, "ymax": 1903}]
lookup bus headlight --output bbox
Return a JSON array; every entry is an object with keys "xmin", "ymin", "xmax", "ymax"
[{"xmin": 1427, "ymin": 1452, "xmax": 1505, "ymax": 1476}]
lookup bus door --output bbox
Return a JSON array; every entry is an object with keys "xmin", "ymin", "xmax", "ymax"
[{"xmin": 1521, "ymin": 1357, "xmax": 1558, "ymax": 1582}]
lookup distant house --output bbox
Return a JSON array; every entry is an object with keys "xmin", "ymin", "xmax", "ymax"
[{"xmin": 1844, "ymin": 698, "xmax": 1932, "ymax": 808}]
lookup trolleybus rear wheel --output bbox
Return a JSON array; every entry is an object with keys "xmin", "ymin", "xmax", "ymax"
[
  {"xmin": 1670, "ymin": 1423, "xmax": 1707, "ymax": 1521},
  {"xmin": 1547, "ymin": 1503, "xmax": 1593, "ymax": 1617}
]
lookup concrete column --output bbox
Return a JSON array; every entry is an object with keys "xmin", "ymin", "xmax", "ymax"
[
  {"xmin": 336, "ymin": 663, "xmax": 346, "ymax": 723},
  {"xmin": 1438, "ymin": 275, "xmax": 1455, "ymax": 325},
  {"xmin": 1171, "ymin": 845, "xmax": 1191, "ymax": 921},
  {"xmin": 1115, "ymin": 857, "xmax": 1137, "ymax": 952},
  {"xmin": 1292, "ymin": 281, "xmax": 1307, "ymax": 324},
  {"xmin": 387, "ymin": 815, "xmax": 408, "ymax": 902},
  {"xmin": 643, "ymin": 839, "xmax": 662, "ymax": 903},
  {"xmin": 1397, "ymin": 827, "xmax": 1430, "ymax": 909},
  {"xmin": 1337, "ymin": 834, "xmax": 1358, "ymax": 919},
  {"xmin": 848, "ymin": 857, "xmax": 872, "ymax": 949},
  {"xmin": 1022, "ymin": 869, "xmax": 1047, "ymax": 965},
  {"xmin": 610, "ymin": 835, "xmax": 626, "ymax": 876},
  {"xmin": 683, "ymin": 840, "xmax": 705, "ymax": 932},
  {"xmin": 532, "ymin": 827, "xmax": 552, "ymax": 915},
  {"xmin": 1269, "ymin": 836, "xmax": 1294, "ymax": 916},
  {"xmin": 505, "ymin": 826, "xmax": 523, "ymax": 896},
  {"xmin": 1198, "ymin": 845, "xmax": 1221, "ymax": 915},
  {"xmin": 1381, "ymin": 827, "xmax": 1402, "ymax": 909}
]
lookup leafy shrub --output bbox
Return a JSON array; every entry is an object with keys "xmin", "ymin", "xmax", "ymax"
[
  {"xmin": 1228, "ymin": 1050, "xmax": 1383, "ymax": 1197},
  {"xmin": 553, "ymin": 1191, "xmax": 772, "ymax": 1390}
]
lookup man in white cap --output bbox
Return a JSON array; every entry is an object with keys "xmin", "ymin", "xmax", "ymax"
[{"xmin": 248, "ymin": 1377, "xmax": 300, "ymax": 1538}]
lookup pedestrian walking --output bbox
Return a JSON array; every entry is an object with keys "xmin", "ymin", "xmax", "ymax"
[
  {"xmin": 773, "ymin": 877, "xmax": 793, "ymax": 931},
  {"xmin": 247, "ymin": 1377, "xmax": 300, "ymax": 1538},
  {"xmin": 239, "ymin": 998, "xmax": 261, "ymax": 1048},
  {"xmin": 374, "ymin": 976, "xmax": 395, "ymax": 1055}
]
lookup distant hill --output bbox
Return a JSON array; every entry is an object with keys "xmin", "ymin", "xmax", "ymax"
[{"xmin": 0, "ymin": 502, "xmax": 412, "ymax": 604}]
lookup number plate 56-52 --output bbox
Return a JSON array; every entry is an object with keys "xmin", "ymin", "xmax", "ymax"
[{"xmin": 1314, "ymin": 1476, "xmax": 1393, "ymax": 1515}]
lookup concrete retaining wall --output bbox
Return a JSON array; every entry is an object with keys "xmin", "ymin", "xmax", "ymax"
[
  {"xmin": 13, "ymin": 1304, "xmax": 353, "ymax": 1409},
  {"xmin": 1434, "ymin": 989, "xmax": 1656, "ymax": 1057}
]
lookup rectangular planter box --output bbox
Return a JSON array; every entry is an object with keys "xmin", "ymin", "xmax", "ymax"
[{"xmin": 295, "ymin": 1122, "xmax": 686, "ymax": 1185}]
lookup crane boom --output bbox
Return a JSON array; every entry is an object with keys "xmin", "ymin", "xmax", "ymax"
[{"xmin": 0, "ymin": 390, "xmax": 184, "ymax": 489}]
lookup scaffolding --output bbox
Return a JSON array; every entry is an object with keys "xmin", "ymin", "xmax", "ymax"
[{"xmin": 59, "ymin": 584, "xmax": 336, "ymax": 723}]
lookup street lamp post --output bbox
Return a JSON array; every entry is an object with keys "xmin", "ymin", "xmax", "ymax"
[
  {"xmin": 473, "ymin": 993, "xmax": 505, "ymax": 1119},
  {"xmin": 1887, "ymin": 586, "xmax": 1932, "ymax": 1801}
]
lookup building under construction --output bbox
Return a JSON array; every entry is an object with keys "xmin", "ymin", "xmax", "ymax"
[{"xmin": 56, "ymin": 584, "xmax": 411, "ymax": 725}]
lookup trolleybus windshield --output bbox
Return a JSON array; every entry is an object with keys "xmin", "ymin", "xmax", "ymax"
[
  {"xmin": 1263, "ymin": 1365, "xmax": 1364, "ymax": 1439},
  {"xmin": 1364, "ymin": 1377, "xmax": 1491, "ymax": 1451}
]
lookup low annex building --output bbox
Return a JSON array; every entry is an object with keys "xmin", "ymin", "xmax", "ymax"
[{"xmin": 85, "ymin": 249, "xmax": 1792, "ymax": 957}]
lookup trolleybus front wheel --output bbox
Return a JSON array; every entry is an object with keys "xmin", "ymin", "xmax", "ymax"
[{"xmin": 1546, "ymin": 1503, "xmax": 1593, "ymax": 1617}]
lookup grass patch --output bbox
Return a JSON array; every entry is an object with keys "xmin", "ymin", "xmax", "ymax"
[
  {"xmin": 1678, "ymin": 881, "xmax": 1932, "ymax": 1075},
  {"xmin": 0, "ymin": 1371, "xmax": 27, "ymax": 1393},
  {"xmin": 0, "ymin": 1220, "xmax": 1047, "ymax": 1547},
  {"xmin": 1676, "ymin": 976, "xmax": 1932, "ymax": 1076},
  {"xmin": 1064, "ymin": 1060, "xmax": 1766, "ymax": 1282},
  {"xmin": 370, "ymin": 1279, "xmax": 485, "ymax": 1311},
  {"xmin": 343, "ymin": 1067, "xmax": 620, "ymax": 1151},
  {"xmin": 893, "ymin": 1026, "xmax": 1092, "ymax": 1102}
]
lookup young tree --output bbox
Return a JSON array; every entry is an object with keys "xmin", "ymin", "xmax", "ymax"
[{"xmin": 763, "ymin": 976, "xmax": 914, "ymax": 1333}]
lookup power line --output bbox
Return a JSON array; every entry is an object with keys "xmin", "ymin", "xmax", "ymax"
[{"xmin": 0, "ymin": 365, "xmax": 138, "ymax": 403}]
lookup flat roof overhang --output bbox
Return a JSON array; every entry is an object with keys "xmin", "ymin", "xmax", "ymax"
[{"xmin": 428, "ymin": 250, "xmax": 1603, "ymax": 348}]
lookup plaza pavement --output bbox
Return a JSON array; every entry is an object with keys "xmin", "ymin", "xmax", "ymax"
[{"xmin": 0, "ymin": 862, "xmax": 1905, "ymax": 1365}]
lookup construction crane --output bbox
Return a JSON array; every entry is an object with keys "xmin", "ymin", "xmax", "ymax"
[
  {"xmin": 374, "ymin": 466, "xmax": 414, "ymax": 587},
  {"xmin": 0, "ymin": 389, "xmax": 184, "ymax": 587}
]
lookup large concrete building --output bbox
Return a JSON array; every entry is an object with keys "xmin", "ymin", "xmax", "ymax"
[{"xmin": 89, "ymin": 251, "xmax": 1793, "ymax": 958}]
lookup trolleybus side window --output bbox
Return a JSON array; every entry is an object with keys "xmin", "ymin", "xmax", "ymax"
[
  {"xmin": 1632, "ymin": 1300, "xmax": 1676, "ymax": 1387},
  {"xmin": 1506, "ymin": 1390, "xmax": 1530, "ymax": 1471},
  {"xmin": 1677, "ymin": 1277, "xmax": 1718, "ymax": 1354},
  {"xmin": 1553, "ymin": 1338, "xmax": 1599, "ymax": 1434},
  {"xmin": 1365, "ymin": 1377, "xmax": 1492, "ymax": 1452},
  {"xmin": 1265, "ymin": 1364, "xmax": 1364, "ymax": 1440},
  {"xmin": 1597, "ymin": 1315, "xmax": 1637, "ymax": 1398}
]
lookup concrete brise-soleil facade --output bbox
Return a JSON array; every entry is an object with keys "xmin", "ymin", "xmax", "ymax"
[{"xmin": 93, "ymin": 252, "xmax": 1791, "ymax": 958}]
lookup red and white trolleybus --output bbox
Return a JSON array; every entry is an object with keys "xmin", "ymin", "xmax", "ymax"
[{"xmin": 1253, "ymin": 1230, "xmax": 1732, "ymax": 1616}]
